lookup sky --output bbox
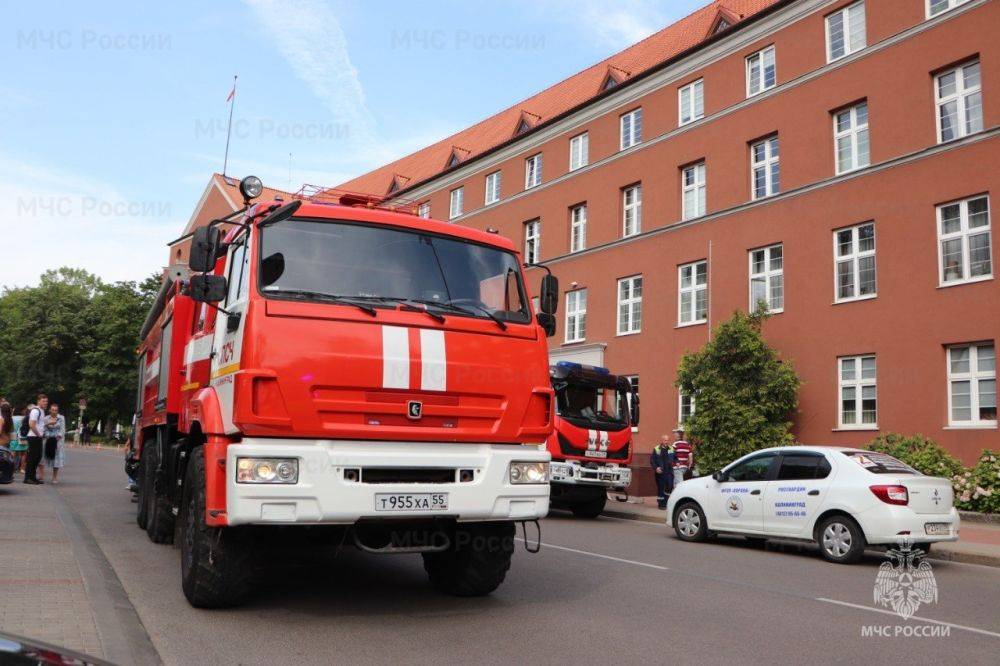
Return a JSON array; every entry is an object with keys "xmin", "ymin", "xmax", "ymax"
[{"xmin": 1, "ymin": 0, "xmax": 708, "ymax": 288}]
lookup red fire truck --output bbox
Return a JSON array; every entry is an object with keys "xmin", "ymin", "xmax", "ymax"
[
  {"xmin": 134, "ymin": 176, "xmax": 559, "ymax": 607},
  {"xmin": 546, "ymin": 362, "xmax": 637, "ymax": 518}
]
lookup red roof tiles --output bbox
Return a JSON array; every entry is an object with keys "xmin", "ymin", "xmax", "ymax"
[{"xmin": 335, "ymin": 0, "xmax": 782, "ymax": 197}]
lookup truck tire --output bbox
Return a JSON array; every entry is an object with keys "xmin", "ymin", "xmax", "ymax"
[
  {"xmin": 181, "ymin": 448, "xmax": 253, "ymax": 608},
  {"xmin": 135, "ymin": 448, "xmax": 149, "ymax": 530},
  {"xmin": 570, "ymin": 491, "xmax": 607, "ymax": 519},
  {"xmin": 422, "ymin": 522, "xmax": 514, "ymax": 597},
  {"xmin": 144, "ymin": 443, "xmax": 174, "ymax": 544}
]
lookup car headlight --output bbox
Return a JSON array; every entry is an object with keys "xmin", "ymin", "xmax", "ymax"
[
  {"xmin": 236, "ymin": 457, "xmax": 299, "ymax": 484},
  {"xmin": 509, "ymin": 461, "xmax": 549, "ymax": 484}
]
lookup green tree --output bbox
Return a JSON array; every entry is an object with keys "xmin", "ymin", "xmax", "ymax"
[{"xmin": 675, "ymin": 310, "xmax": 800, "ymax": 474}]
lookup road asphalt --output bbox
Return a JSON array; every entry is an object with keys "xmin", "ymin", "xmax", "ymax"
[{"xmin": 3, "ymin": 446, "xmax": 999, "ymax": 665}]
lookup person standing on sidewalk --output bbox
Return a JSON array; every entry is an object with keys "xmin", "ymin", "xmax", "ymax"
[
  {"xmin": 0, "ymin": 401, "xmax": 14, "ymax": 455},
  {"xmin": 38, "ymin": 402, "xmax": 66, "ymax": 484},
  {"xmin": 672, "ymin": 426, "xmax": 693, "ymax": 488},
  {"xmin": 23, "ymin": 394, "xmax": 48, "ymax": 485},
  {"xmin": 650, "ymin": 434, "xmax": 676, "ymax": 510}
]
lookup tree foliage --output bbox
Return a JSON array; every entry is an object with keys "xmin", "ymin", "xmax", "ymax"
[
  {"xmin": 675, "ymin": 310, "xmax": 800, "ymax": 474},
  {"xmin": 0, "ymin": 267, "xmax": 158, "ymax": 429}
]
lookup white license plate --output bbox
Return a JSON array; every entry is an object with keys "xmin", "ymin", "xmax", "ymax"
[
  {"xmin": 374, "ymin": 493, "xmax": 449, "ymax": 512},
  {"xmin": 584, "ymin": 450, "xmax": 608, "ymax": 458},
  {"xmin": 924, "ymin": 522, "xmax": 950, "ymax": 536}
]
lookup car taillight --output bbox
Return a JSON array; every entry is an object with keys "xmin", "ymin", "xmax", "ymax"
[{"xmin": 870, "ymin": 484, "xmax": 908, "ymax": 506}]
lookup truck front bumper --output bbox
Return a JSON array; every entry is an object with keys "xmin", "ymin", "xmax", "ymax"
[
  {"xmin": 550, "ymin": 459, "xmax": 631, "ymax": 490},
  {"xmin": 226, "ymin": 439, "xmax": 550, "ymax": 526}
]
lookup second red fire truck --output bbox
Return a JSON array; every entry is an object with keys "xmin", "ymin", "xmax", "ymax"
[
  {"xmin": 133, "ymin": 176, "xmax": 559, "ymax": 607},
  {"xmin": 546, "ymin": 362, "xmax": 637, "ymax": 518}
]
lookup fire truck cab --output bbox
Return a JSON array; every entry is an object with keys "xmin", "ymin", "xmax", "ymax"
[
  {"xmin": 546, "ymin": 362, "xmax": 638, "ymax": 518},
  {"xmin": 134, "ymin": 177, "xmax": 559, "ymax": 607}
]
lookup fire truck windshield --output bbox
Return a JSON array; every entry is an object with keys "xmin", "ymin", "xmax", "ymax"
[
  {"xmin": 258, "ymin": 218, "xmax": 531, "ymax": 324},
  {"xmin": 554, "ymin": 382, "xmax": 629, "ymax": 427}
]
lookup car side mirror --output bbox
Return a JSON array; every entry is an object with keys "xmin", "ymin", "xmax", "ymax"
[
  {"xmin": 188, "ymin": 274, "xmax": 227, "ymax": 303},
  {"xmin": 712, "ymin": 471, "xmax": 724, "ymax": 483},
  {"xmin": 539, "ymin": 274, "xmax": 558, "ymax": 315},
  {"xmin": 190, "ymin": 226, "xmax": 223, "ymax": 273},
  {"xmin": 536, "ymin": 312, "xmax": 556, "ymax": 337}
]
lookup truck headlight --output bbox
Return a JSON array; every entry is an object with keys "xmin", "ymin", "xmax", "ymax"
[
  {"xmin": 236, "ymin": 457, "xmax": 298, "ymax": 484},
  {"xmin": 509, "ymin": 461, "xmax": 549, "ymax": 484}
]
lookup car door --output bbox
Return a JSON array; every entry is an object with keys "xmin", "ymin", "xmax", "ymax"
[
  {"xmin": 210, "ymin": 230, "xmax": 251, "ymax": 434},
  {"xmin": 761, "ymin": 452, "xmax": 834, "ymax": 537},
  {"xmin": 709, "ymin": 452, "xmax": 779, "ymax": 534}
]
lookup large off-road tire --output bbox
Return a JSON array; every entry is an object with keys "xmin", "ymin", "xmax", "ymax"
[
  {"xmin": 181, "ymin": 448, "xmax": 253, "ymax": 608},
  {"xmin": 422, "ymin": 522, "xmax": 515, "ymax": 597},
  {"xmin": 144, "ymin": 443, "xmax": 174, "ymax": 544},
  {"xmin": 570, "ymin": 491, "xmax": 607, "ymax": 519},
  {"xmin": 135, "ymin": 447, "xmax": 149, "ymax": 530}
]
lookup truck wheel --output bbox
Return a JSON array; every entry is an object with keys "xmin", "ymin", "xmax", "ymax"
[
  {"xmin": 570, "ymin": 492, "xmax": 607, "ymax": 519},
  {"xmin": 144, "ymin": 444, "xmax": 174, "ymax": 544},
  {"xmin": 181, "ymin": 448, "xmax": 253, "ymax": 608},
  {"xmin": 422, "ymin": 522, "xmax": 514, "ymax": 596},
  {"xmin": 135, "ymin": 449, "xmax": 149, "ymax": 530}
]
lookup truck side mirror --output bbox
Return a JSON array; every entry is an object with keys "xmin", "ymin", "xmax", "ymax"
[
  {"xmin": 188, "ymin": 274, "xmax": 227, "ymax": 303},
  {"xmin": 190, "ymin": 226, "xmax": 222, "ymax": 273},
  {"xmin": 536, "ymin": 312, "xmax": 556, "ymax": 337},
  {"xmin": 539, "ymin": 274, "xmax": 558, "ymax": 315},
  {"xmin": 630, "ymin": 393, "xmax": 640, "ymax": 427}
]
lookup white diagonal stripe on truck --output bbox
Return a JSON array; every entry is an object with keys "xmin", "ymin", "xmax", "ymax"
[{"xmin": 381, "ymin": 325, "xmax": 410, "ymax": 389}]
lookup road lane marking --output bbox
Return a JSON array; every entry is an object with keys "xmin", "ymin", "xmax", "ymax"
[
  {"xmin": 516, "ymin": 539, "xmax": 669, "ymax": 571},
  {"xmin": 817, "ymin": 598, "xmax": 1000, "ymax": 640},
  {"xmin": 523, "ymin": 537, "xmax": 1000, "ymax": 640}
]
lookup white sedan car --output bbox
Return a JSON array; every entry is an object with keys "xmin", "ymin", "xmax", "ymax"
[{"xmin": 666, "ymin": 446, "xmax": 960, "ymax": 563}]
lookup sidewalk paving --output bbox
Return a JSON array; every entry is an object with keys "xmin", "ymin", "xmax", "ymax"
[{"xmin": 603, "ymin": 495, "xmax": 1000, "ymax": 568}]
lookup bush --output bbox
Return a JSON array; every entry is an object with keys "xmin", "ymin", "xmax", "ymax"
[
  {"xmin": 866, "ymin": 434, "xmax": 998, "ymax": 514},
  {"xmin": 676, "ymin": 310, "xmax": 800, "ymax": 474},
  {"xmin": 953, "ymin": 451, "xmax": 1000, "ymax": 513},
  {"xmin": 867, "ymin": 433, "xmax": 965, "ymax": 478}
]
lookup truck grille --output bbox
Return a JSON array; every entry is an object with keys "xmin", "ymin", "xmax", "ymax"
[{"xmin": 359, "ymin": 468, "xmax": 456, "ymax": 484}]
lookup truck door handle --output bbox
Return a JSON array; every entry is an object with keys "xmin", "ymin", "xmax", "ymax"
[
  {"xmin": 808, "ymin": 490, "xmax": 820, "ymax": 496},
  {"xmin": 750, "ymin": 489, "xmax": 761, "ymax": 495}
]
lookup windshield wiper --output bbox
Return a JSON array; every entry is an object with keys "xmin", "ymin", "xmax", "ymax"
[
  {"xmin": 262, "ymin": 288, "xmax": 378, "ymax": 316},
  {"xmin": 364, "ymin": 296, "xmax": 447, "ymax": 324},
  {"xmin": 408, "ymin": 298, "xmax": 507, "ymax": 331}
]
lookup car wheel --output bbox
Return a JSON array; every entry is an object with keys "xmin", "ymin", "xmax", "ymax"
[
  {"xmin": 817, "ymin": 515, "xmax": 866, "ymax": 564},
  {"xmin": 674, "ymin": 502, "xmax": 708, "ymax": 542}
]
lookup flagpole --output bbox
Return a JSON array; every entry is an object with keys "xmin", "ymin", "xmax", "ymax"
[{"xmin": 223, "ymin": 75, "xmax": 237, "ymax": 177}]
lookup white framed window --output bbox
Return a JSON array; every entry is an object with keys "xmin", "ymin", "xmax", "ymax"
[
  {"xmin": 617, "ymin": 275, "xmax": 643, "ymax": 335},
  {"xmin": 678, "ymin": 260, "xmax": 708, "ymax": 326},
  {"xmin": 839, "ymin": 355, "xmax": 877, "ymax": 429},
  {"xmin": 565, "ymin": 289, "xmax": 587, "ymax": 343},
  {"xmin": 679, "ymin": 393, "xmax": 695, "ymax": 424},
  {"xmin": 938, "ymin": 195, "xmax": 992, "ymax": 286},
  {"xmin": 620, "ymin": 108, "xmax": 643, "ymax": 150},
  {"xmin": 834, "ymin": 102, "xmax": 870, "ymax": 174},
  {"xmin": 746, "ymin": 45, "xmax": 776, "ymax": 97},
  {"xmin": 947, "ymin": 343, "xmax": 996, "ymax": 426},
  {"xmin": 682, "ymin": 163, "xmax": 706, "ymax": 220},
  {"xmin": 826, "ymin": 1, "xmax": 866, "ymax": 62},
  {"xmin": 570, "ymin": 204, "xmax": 587, "ymax": 253},
  {"xmin": 835, "ymin": 222, "xmax": 877, "ymax": 302},
  {"xmin": 524, "ymin": 219, "xmax": 541, "ymax": 264},
  {"xmin": 418, "ymin": 202, "xmax": 430, "ymax": 219},
  {"xmin": 626, "ymin": 375, "xmax": 639, "ymax": 431},
  {"xmin": 936, "ymin": 60, "xmax": 982, "ymax": 143},
  {"xmin": 569, "ymin": 132, "xmax": 589, "ymax": 171},
  {"xmin": 751, "ymin": 136, "xmax": 780, "ymax": 200},
  {"xmin": 928, "ymin": 0, "xmax": 972, "ymax": 18},
  {"xmin": 623, "ymin": 184, "xmax": 642, "ymax": 237},
  {"xmin": 678, "ymin": 79, "xmax": 704, "ymax": 126},
  {"xmin": 525, "ymin": 153, "xmax": 543, "ymax": 189},
  {"xmin": 484, "ymin": 171, "xmax": 502, "ymax": 205},
  {"xmin": 449, "ymin": 187, "xmax": 464, "ymax": 219},
  {"xmin": 749, "ymin": 244, "xmax": 784, "ymax": 313}
]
